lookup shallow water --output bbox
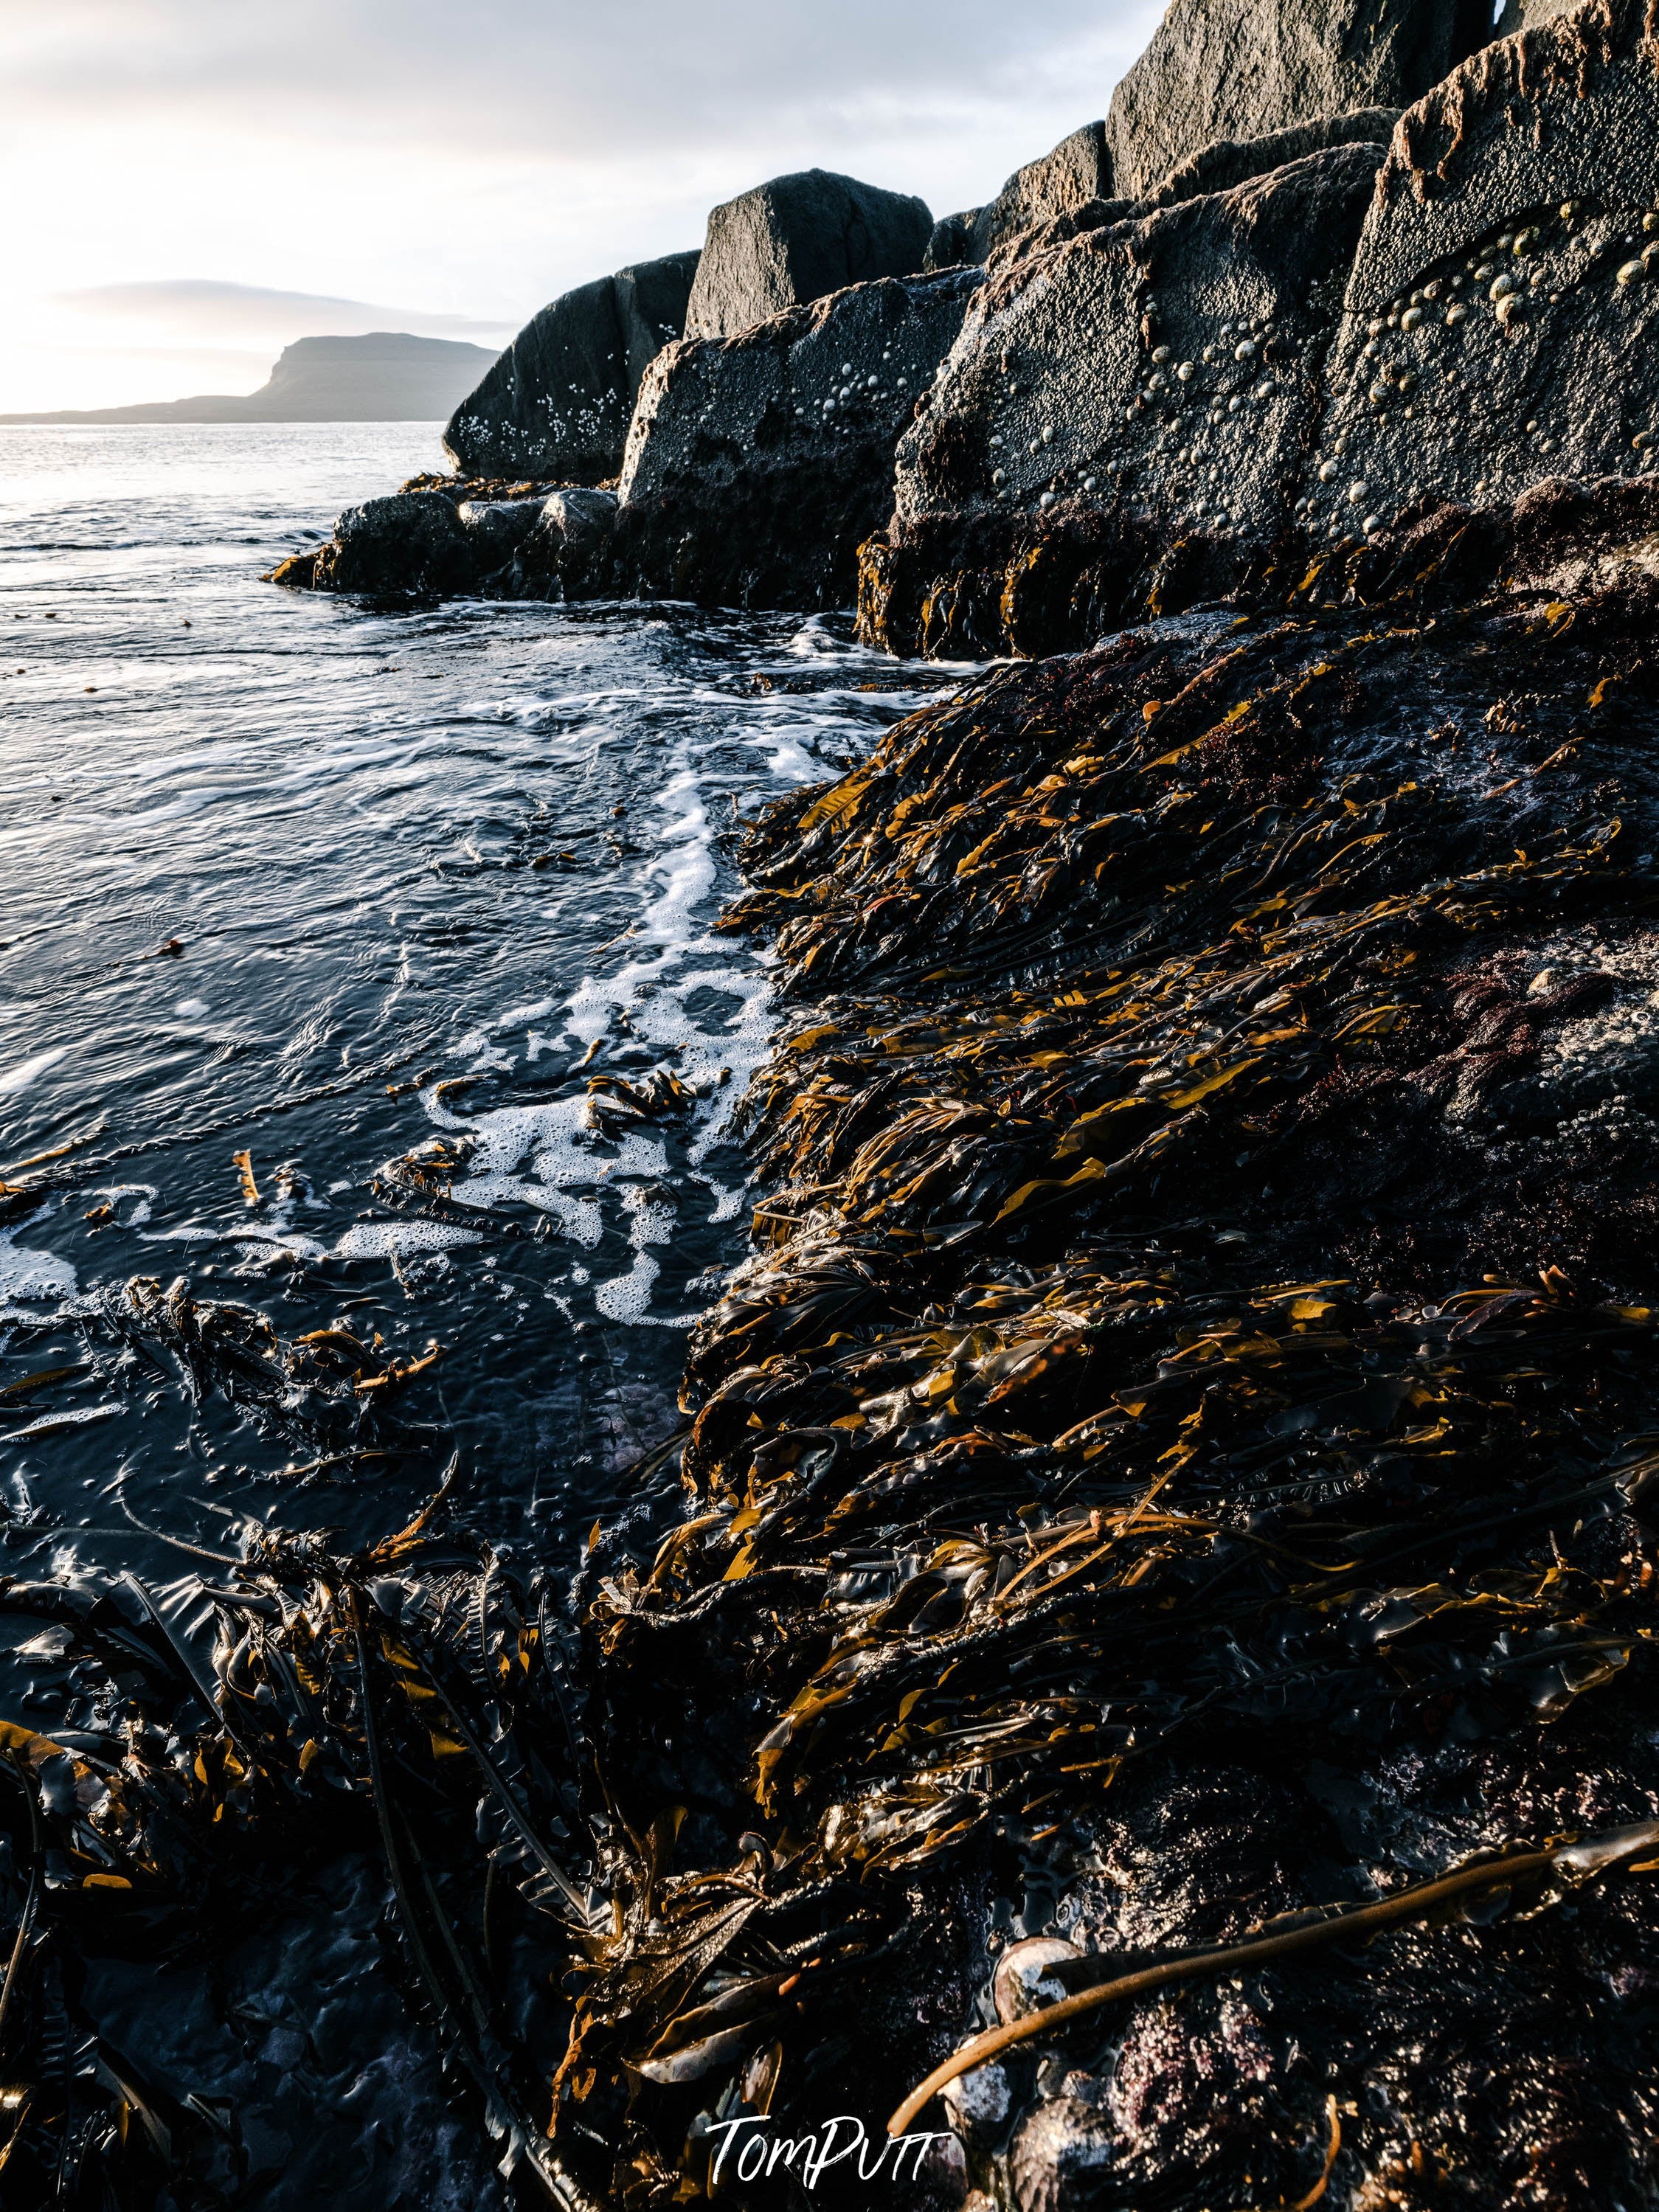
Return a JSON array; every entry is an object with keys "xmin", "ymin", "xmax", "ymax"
[{"xmin": 0, "ymin": 422, "xmax": 960, "ymax": 2205}]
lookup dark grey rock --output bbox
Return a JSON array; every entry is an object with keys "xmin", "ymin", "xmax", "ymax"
[
  {"xmin": 925, "ymin": 209, "xmax": 985, "ymax": 272},
  {"xmin": 575, "ymin": 266, "xmax": 981, "ymax": 609},
  {"xmin": 890, "ymin": 142, "xmax": 1386, "ymax": 564},
  {"xmin": 457, "ymin": 496, "xmax": 546, "ymax": 565},
  {"xmin": 682, "ymin": 170, "xmax": 933, "ymax": 341},
  {"xmin": 1143, "ymin": 106, "xmax": 1403, "ymax": 207},
  {"xmin": 1104, "ymin": 0, "xmax": 1506, "ymax": 198},
  {"xmin": 311, "ymin": 490, "xmax": 473, "ymax": 594},
  {"xmin": 984, "ymin": 114, "xmax": 1400, "ymax": 280},
  {"xmin": 972, "ymin": 122, "xmax": 1113, "ymax": 261},
  {"xmin": 613, "ymin": 251, "xmax": 704, "ymax": 389},
  {"xmin": 1300, "ymin": 1, "xmax": 1659, "ymax": 541},
  {"xmin": 443, "ymin": 252, "xmax": 699, "ymax": 483},
  {"xmin": 539, "ymin": 487, "xmax": 619, "ymax": 552}
]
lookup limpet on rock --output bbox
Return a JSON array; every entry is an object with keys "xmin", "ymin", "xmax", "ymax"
[
  {"xmin": 1319, "ymin": 460, "xmax": 1339, "ymax": 482},
  {"xmin": 1447, "ymin": 303, "xmax": 1469, "ymax": 326},
  {"xmin": 1177, "ymin": 361, "xmax": 1195, "ymax": 381},
  {"xmin": 1151, "ymin": 344, "xmax": 1171, "ymax": 364},
  {"xmin": 1348, "ymin": 481, "xmax": 1368, "ymax": 503},
  {"xmin": 992, "ymin": 1936, "xmax": 1081, "ymax": 2024}
]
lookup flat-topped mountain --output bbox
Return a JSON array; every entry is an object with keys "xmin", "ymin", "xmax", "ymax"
[{"xmin": 1, "ymin": 332, "xmax": 498, "ymax": 425}]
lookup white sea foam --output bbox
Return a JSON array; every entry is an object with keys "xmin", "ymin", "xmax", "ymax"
[
  {"xmin": 0, "ymin": 1046, "xmax": 69, "ymax": 1098},
  {"xmin": 0, "ymin": 1226, "xmax": 77, "ymax": 1304},
  {"xmin": 333, "ymin": 1221, "xmax": 482, "ymax": 1260}
]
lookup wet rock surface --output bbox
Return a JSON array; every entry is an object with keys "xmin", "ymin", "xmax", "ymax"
[
  {"xmin": 1104, "ymin": 0, "xmax": 1513, "ymax": 198},
  {"xmin": 578, "ymin": 268, "xmax": 977, "ymax": 611},
  {"xmin": 1303, "ymin": 0, "xmax": 1659, "ymax": 540},
  {"xmin": 863, "ymin": 142, "xmax": 1386, "ymax": 657},
  {"xmin": 683, "ymin": 168, "xmax": 933, "ymax": 341},
  {"xmin": 443, "ymin": 250, "xmax": 701, "ymax": 482}
]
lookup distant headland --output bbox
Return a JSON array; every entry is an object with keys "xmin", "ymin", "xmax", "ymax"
[{"xmin": 0, "ymin": 332, "xmax": 496, "ymax": 426}]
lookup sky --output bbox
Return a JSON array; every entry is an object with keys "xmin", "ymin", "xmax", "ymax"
[{"xmin": 0, "ymin": 0, "xmax": 1163, "ymax": 413}]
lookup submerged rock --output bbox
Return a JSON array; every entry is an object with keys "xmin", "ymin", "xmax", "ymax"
[
  {"xmin": 1302, "ymin": 1, "xmax": 1659, "ymax": 539},
  {"xmin": 568, "ymin": 266, "xmax": 981, "ymax": 611},
  {"xmin": 443, "ymin": 249, "xmax": 700, "ymax": 482},
  {"xmin": 862, "ymin": 140, "xmax": 1385, "ymax": 657},
  {"xmin": 682, "ymin": 168, "xmax": 933, "ymax": 341},
  {"xmin": 1104, "ymin": 0, "xmax": 1514, "ymax": 196}
]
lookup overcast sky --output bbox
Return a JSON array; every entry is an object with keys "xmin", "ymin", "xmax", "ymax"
[{"xmin": 1, "ymin": 0, "xmax": 1162, "ymax": 412}]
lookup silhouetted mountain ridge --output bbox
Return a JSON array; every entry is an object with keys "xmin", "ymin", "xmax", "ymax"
[{"xmin": 1, "ymin": 333, "xmax": 498, "ymax": 425}]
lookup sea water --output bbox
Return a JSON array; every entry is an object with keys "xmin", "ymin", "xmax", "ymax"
[{"xmin": 0, "ymin": 422, "xmax": 957, "ymax": 2206}]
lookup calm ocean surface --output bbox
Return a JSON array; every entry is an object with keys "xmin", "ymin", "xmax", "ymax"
[{"xmin": 0, "ymin": 422, "xmax": 957, "ymax": 2206}]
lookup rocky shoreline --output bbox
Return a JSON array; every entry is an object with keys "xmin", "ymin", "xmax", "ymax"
[{"xmin": 13, "ymin": 4, "xmax": 1659, "ymax": 2209}]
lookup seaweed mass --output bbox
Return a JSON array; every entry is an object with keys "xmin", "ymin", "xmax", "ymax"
[{"xmin": 14, "ymin": 4, "xmax": 1659, "ymax": 2209}]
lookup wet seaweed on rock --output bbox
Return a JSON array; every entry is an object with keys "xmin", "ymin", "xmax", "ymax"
[
  {"xmin": 558, "ymin": 554, "xmax": 1659, "ymax": 2210},
  {"xmin": 9, "ymin": 538, "xmax": 1659, "ymax": 2211}
]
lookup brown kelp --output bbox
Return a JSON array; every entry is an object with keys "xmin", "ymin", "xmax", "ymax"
[
  {"xmin": 8, "ymin": 530, "xmax": 1659, "ymax": 2211},
  {"xmin": 562, "ymin": 552, "xmax": 1659, "ymax": 2208}
]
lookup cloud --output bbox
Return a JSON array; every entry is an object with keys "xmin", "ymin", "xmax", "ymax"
[
  {"xmin": 55, "ymin": 280, "xmax": 514, "ymax": 347},
  {"xmin": 0, "ymin": 0, "xmax": 1163, "ymax": 409},
  {"xmin": 6, "ymin": 0, "xmax": 1157, "ymax": 164}
]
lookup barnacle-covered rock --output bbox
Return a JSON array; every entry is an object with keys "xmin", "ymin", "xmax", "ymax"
[
  {"xmin": 443, "ymin": 250, "xmax": 701, "ymax": 482},
  {"xmin": 567, "ymin": 266, "xmax": 982, "ymax": 611},
  {"xmin": 1103, "ymin": 0, "xmax": 1517, "ymax": 198},
  {"xmin": 1303, "ymin": 1, "xmax": 1659, "ymax": 537},
  {"xmin": 860, "ymin": 140, "xmax": 1385, "ymax": 657}
]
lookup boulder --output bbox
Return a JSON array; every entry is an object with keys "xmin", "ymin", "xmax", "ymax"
[
  {"xmin": 682, "ymin": 170, "xmax": 933, "ymax": 340},
  {"xmin": 613, "ymin": 251, "xmax": 704, "ymax": 389},
  {"xmin": 983, "ymin": 114, "xmax": 1402, "ymax": 280},
  {"xmin": 310, "ymin": 490, "xmax": 474, "ymax": 594},
  {"xmin": 443, "ymin": 251, "xmax": 699, "ymax": 483},
  {"xmin": 1142, "ymin": 107, "xmax": 1402, "ymax": 206},
  {"xmin": 456, "ymin": 496, "xmax": 547, "ymax": 567},
  {"xmin": 1300, "ymin": 1, "xmax": 1659, "ymax": 544},
  {"xmin": 926, "ymin": 209, "xmax": 985, "ymax": 272},
  {"xmin": 1104, "ymin": 0, "xmax": 1509, "ymax": 198},
  {"xmin": 972, "ymin": 122, "xmax": 1113, "ymax": 261},
  {"xmin": 861, "ymin": 141, "xmax": 1388, "ymax": 657},
  {"xmin": 570, "ymin": 266, "xmax": 982, "ymax": 610}
]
